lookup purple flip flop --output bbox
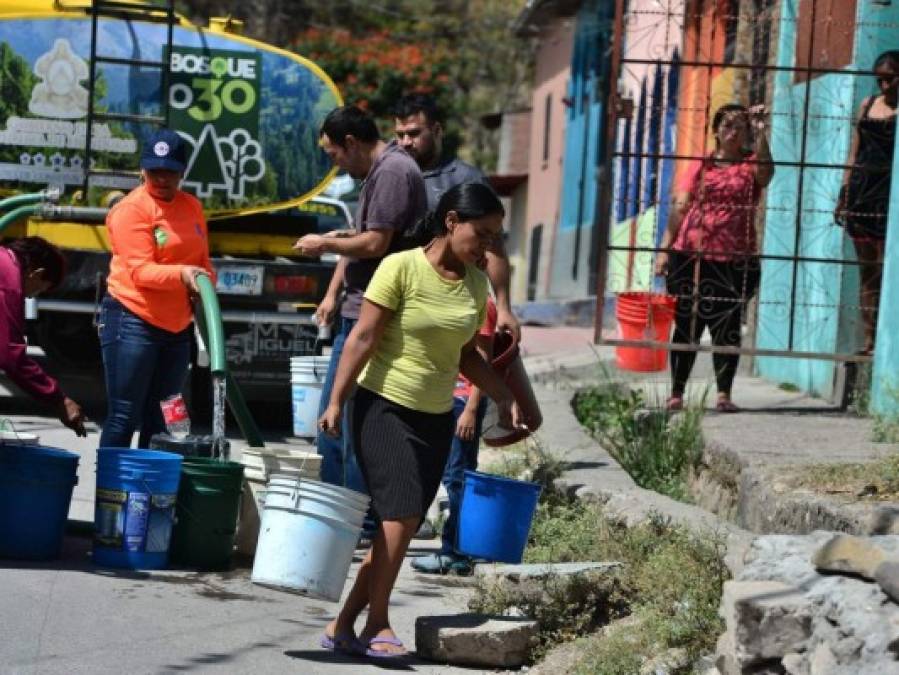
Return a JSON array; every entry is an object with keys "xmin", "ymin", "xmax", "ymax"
[
  {"xmin": 320, "ymin": 632, "xmax": 361, "ymax": 655},
  {"xmin": 364, "ymin": 636, "xmax": 407, "ymax": 658}
]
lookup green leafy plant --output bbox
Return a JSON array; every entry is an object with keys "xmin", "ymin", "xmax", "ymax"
[
  {"xmin": 573, "ymin": 384, "xmax": 704, "ymax": 501},
  {"xmin": 471, "ymin": 497, "xmax": 729, "ymax": 668}
]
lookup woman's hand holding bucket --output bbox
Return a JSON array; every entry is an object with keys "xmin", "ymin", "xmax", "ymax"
[{"xmin": 318, "ymin": 402, "xmax": 342, "ymax": 437}]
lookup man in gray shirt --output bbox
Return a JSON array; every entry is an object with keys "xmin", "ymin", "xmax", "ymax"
[
  {"xmin": 393, "ymin": 93, "xmax": 520, "ymax": 341},
  {"xmin": 295, "ymin": 105, "xmax": 427, "ymax": 500}
]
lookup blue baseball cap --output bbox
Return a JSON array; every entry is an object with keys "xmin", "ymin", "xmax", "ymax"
[{"xmin": 140, "ymin": 128, "xmax": 188, "ymax": 173}]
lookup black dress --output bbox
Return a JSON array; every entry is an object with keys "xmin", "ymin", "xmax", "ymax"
[{"xmin": 846, "ymin": 96, "xmax": 897, "ymax": 240}]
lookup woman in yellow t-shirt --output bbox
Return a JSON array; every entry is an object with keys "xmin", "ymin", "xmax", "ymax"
[{"xmin": 318, "ymin": 183, "xmax": 516, "ymax": 658}]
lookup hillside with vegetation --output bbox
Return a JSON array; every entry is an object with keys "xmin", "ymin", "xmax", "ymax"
[{"xmin": 177, "ymin": 0, "xmax": 533, "ymax": 170}]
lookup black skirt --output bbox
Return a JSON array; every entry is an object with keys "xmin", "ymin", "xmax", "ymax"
[{"xmin": 349, "ymin": 386, "xmax": 454, "ymax": 522}]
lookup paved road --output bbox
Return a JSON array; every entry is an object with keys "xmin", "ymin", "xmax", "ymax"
[
  {"xmin": 0, "ymin": 389, "xmax": 486, "ymax": 674},
  {"xmin": 0, "ymin": 324, "xmax": 614, "ymax": 675}
]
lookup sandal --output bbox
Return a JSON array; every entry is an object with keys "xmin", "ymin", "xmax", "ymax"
[
  {"xmin": 716, "ymin": 398, "xmax": 740, "ymax": 413},
  {"xmin": 666, "ymin": 396, "xmax": 684, "ymax": 412},
  {"xmin": 364, "ymin": 635, "xmax": 407, "ymax": 658},
  {"xmin": 411, "ymin": 553, "xmax": 455, "ymax": 574},
  {"xmin": 320, "ymin": 631, "xmax": 361, "ymax": 655}
]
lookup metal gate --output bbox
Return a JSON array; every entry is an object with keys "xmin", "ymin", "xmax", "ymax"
[{"xmin": 594, "ymin": 0, "xmax": 896, "ymax": 368}]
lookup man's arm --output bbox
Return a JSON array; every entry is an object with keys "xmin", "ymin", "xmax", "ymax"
[
  {"xmin": 294, "ymin": 229, "xmax": 394, "ymax": 260},
  {"xmin": 485, "ymin": 237, "xmax": 520, "ymax": 342}
]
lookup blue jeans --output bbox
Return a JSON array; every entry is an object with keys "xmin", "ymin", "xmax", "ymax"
[
  {"xmin": 316, "ymin": 317, "xmax": 367, "ymax": 493},
  {"xmin": 441, "ymin": 396, "xmax": 488, "ymax": 554},
  {"xmin": 98, "ymin": 296, "xmax": 192, "ymax": 448}
]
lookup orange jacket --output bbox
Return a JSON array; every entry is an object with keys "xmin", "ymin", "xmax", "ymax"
[{"xmin": 105, "ymin": 185, "xmax": 215, "ymax": 333}]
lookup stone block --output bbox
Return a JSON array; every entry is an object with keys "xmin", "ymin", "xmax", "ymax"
[
  {"xmin": 874, "ymin": 560, "xmax": 899, "ymax": 604},
  {"xmin": 415, "ymin": 614, "xmax": 538, "ymax": 668},
  {"xmin": 721, "ymin": 581, "xmax": 812, "ymax": 668},
  {"xmin": 865, "ymin": 506, "xmax": 899, "ymax": 536},
  {"xmin": 811, "ymin": 534, "xmax": 887, "ymax": 580}
]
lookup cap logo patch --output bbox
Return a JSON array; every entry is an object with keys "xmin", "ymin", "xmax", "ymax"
[{"xmin": 153, "ymin": 141, "xmax": 170, "ymax": 157}]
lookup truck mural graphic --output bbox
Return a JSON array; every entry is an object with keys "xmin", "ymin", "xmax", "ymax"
[{"xmin": 0, "ymin": 16, "xmax": 339, "ymax": 213}]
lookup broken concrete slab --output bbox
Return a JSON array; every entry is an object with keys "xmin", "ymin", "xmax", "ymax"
[
  {"xmin": 474, "ymin": 561, "xmax": 622, "ymax": 582},
  {"xmin": 720, "ymin": 580, "xmax": 813, "ymax": 668},
  {"xmin": 873, "ymin": 560, "xmax": 899, "ymax": 604},
  {"xmin": 866, "ymin": 506, "xmax": 899, "ymax": 536},
  {"xmin": 719, "ymin": 533, "xmax": 899, "ymax": 674},
  {"xmin": 812, "ymin": 533, "xmax": 889, "ymax": 580},
  {"xmin": 415, "ymin": 614, "xmax": 538, "ymax": 668}
]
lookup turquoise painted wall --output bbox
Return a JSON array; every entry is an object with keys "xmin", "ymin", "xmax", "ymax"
[
  {"xmin": 756, "ymin": 0, "xmax": 899, "ymax": 399},
  {"xmin": 549, "ymin": 0, "xmax": 608, "ymax": 299},
  {"xmin": 864, "ymin": 2, "xmax": 899, "ymax": 413}
]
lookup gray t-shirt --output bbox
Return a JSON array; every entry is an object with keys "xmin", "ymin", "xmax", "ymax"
[
  {"xmin": 422, "ymin": 157, "xmax": 490, "ymax": 211},
  {"xmin": 342, "ymin": 141, "xmax": 427, "ymax": 319}
]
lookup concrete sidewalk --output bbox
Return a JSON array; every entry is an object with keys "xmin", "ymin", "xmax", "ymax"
[
  {"xmin": 0, "ymin": 324, "xmax": 596, "ymax": 675},
  {"xmin": 3, "ymin": 326, "xmax": 893, "ymax": 674}
]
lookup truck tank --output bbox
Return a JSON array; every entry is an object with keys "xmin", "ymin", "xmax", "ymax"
[{"xmin": 0, "ymin": 0, "xmax": 349, "ymax": 423}]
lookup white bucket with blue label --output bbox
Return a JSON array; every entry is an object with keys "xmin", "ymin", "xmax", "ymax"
[{"xmin": 290, "ymin": 356, "xmax": 331, "ymax": 438}]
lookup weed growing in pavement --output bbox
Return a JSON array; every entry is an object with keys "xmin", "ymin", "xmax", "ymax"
[
  {"xmin": 471, "ymin": 491, "xmax": 729, "ymax": 667},
  {"xmin": 786, "ymin": 453, "xmax": 899, "ymax": 499},
  {"xmin": 573, "ymin": 383, "xmax": 704, "ymax": 501},
  {"xmin": 851, "ymin": 362, "xmax": 872, "ymax": 417}
]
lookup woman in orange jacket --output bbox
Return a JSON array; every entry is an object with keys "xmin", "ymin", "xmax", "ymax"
[{"xmin": 98, "ymin": 129, "xmax": 214, "ymax": 448}]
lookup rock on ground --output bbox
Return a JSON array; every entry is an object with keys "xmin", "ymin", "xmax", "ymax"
[
  {"xmin": 716, "ymin": 532, "xmax": 899, "ymax": 674},
  {"xmin": 415, "ymin": 614, "xmax": 538, "ymax": 668}
]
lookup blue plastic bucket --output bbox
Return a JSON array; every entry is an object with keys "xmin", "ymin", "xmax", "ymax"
[
  {"xmin": 456, "ymin": 470, "xmax": 541, "ymax": 564},
  {"xmin": 93, "ymin": 448, "xmax": 182, "ymax": 569},
  {"xmin": 0, "ymin": 443, "xmax": 79, "ymax": 560}
]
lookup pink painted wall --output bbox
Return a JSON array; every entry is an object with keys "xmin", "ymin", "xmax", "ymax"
[{"xmin": 524, "ymin": 18, "xmax": 574, "ymax": 300}]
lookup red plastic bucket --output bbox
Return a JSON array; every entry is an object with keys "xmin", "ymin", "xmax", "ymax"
[
  {"xmin": 615, "ymin": 292, "xmax": 676, "ymax": 372},
  {"xmin": 481, "ymin": 331, "xmax": 543, "ymax": 448}
]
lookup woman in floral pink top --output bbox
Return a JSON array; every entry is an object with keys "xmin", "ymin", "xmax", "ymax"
[{"xmin": 655, "ymin": 104, "xmax": 774, "ymax": 412}]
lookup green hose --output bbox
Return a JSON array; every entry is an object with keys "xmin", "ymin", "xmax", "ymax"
[
  {"xmin": 194, "ymin": 274, "xmax": 265, "ymax": 447},
  {"xmin": 195, "ymin": 274, "xmax": 226, "ymax": 374},
  {"xmin": 0, "ymin": 205, "xmax": 38, "ymax": 234},
  {"xmin": 0, "ymin": 192, "xmax": 49, "ymax": 214}
]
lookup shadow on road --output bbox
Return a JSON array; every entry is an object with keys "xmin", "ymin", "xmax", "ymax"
[{"xmin": 285, "ymin": 649, "xmax": 419, "ymax": 671}]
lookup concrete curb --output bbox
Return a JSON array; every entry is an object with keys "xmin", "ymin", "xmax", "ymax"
[{"xmin": 528, "ymin": 366, "xmax": 755, "ymax": 576}]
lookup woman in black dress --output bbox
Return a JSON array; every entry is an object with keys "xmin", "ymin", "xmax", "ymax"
[{"xmin": 837, "ymin": 50, "xmax": 899, "ymax": 355}]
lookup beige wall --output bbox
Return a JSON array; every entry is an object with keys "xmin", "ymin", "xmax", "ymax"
[{"xmin": 524, "ymin": 19, "xmax": 573, "ymax": 301}]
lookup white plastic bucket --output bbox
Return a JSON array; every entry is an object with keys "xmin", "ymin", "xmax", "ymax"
[
  {"xmin": 266, "ymin": 483, "xmax": 369, "ymax": 521},
  {"xmin": 251, "ymin": 476, "xmax": 370, "ymax": 602},
  {"xmin": 241, "ymin": 449, "xmax": 321, "ymax": 479},
  {"xmin": 234, "ymin": 450, "xmax": 321, "ymax": 557},
  {"xmin": 271, "ymin": 474, "xmax": 370, "ymax": 510},
  {"xmin": 290, "ymin": 356, "xmax": 331, "ymax": 438},
  {"xmin": 0, "ymin": 430, "xmax": 39, "ymax": 445},
  {"xmin": 235, "ymin": 476, "xmax": 267, "ymax": 556},
  {"xmin": 264, "ymin": 486, "xmax": 366, "ymax": 527}
]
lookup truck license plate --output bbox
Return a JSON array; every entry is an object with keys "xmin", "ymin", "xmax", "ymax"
[{"xmin": 216, "ymin": 265, "xmax": 264, "ymax": 296}]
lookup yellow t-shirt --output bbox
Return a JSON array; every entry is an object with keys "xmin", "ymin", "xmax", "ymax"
[{"xmin": 358, "ymin": 248, "xmax": 489, "ymax": 414}]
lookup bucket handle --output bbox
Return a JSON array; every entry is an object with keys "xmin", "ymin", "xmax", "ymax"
[{"xmin": 0, "ymin": 418, "xmax": 26, "ymax": 446}]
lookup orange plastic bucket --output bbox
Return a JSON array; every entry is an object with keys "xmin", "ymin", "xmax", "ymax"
[{"xmin": 615, "ymin": 292, "xmax": 676, "ymax": 372}]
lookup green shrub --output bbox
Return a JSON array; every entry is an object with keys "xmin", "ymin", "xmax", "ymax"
[
  {"xmin": 471, "ymin": 494, "xmax": 729, "ymax": 668},
  {"xmin": 573, "ymin": 385, "xmax": 704, "ymax": 501}
]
